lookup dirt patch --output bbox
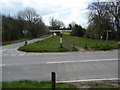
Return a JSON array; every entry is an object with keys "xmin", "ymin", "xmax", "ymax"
[
  {"xmin": 73, "ymin": 46, "xmax": 93, "ymax": 52},
  {"xmin": 66, "ymin": 80, "xmax": 119, "ymax": 89}
]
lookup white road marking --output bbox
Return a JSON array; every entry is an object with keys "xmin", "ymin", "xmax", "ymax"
[
  {"xmin": 19, "ymin": 54, "xmax": 25, "ymax": 56},
  {"xmin": 11, "ymin": 54, "xmax": 17, "ymax": 56},
  {"xmin": 0, "ymin": 64, "xmax": 6, "ymax": 66},
  {"xmin": 46, "ymin": 58, "xmax": 118, "ymax": 64},
  {"xmin": 2, "ymin": 49, "xmax": 7, "ymax": 51},
  {"xmin": 2, "ymin": 54, "xmax": 8, "ymax": 56},
  {"xmin": 57, "ymin": 78, "xmax": 119, "ymax": 83}
]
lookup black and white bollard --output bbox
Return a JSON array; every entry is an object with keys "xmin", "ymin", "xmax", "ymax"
[{"xmin": 60, "ymin": 31, "xmax": 63, "ymax": 48}]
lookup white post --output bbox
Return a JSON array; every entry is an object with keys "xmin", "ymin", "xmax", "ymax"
[
  {"xmin": 60, "ymin": 38, "xmax": 62, "ymax": 44},
  {"xmin": 60, "ymin": 31, "xmax": 63, "ymax": 48},
  {"xmin": 106, "ymin": 30, "xmax": 109, "ymax": 46},
  {"xmin": 105, "ymin": 30, "xmax": 111, "ymax": 46}
]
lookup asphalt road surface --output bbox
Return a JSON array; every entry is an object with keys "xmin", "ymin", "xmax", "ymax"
[{"xmin": 1, "ymin": 37, "xmax": 119, "ymax": 82}]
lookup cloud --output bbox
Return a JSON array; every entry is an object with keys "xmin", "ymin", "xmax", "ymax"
[{"xmin": 0, "ymin": 0, "xmax": 92, "ymax": 28}]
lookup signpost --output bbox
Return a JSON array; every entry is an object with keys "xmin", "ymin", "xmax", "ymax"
[
  {"xmin": 22, "ymin": 30, "xmax": 28, "ymax": 38},
  {"xmin": 22, "ymin": 30, "xmax": 28, "ymax": 45},
  {"xmin": 50, "ymin": 30, "xmax": 72, "ymax": 48}
]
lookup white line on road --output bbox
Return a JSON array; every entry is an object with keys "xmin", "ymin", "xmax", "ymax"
[
  {"xmin": 2, "ymin": 49, "xmax": 7, "ymax": 51},
  {"xmin": 57, "ymin": 78, "xmax": 119, "ymax": 83},
  {"xmin": 2, "ymin": 54, "xmax": 8, "ymax": 56},
  {"xmin": 2, "ymin": 58, "xmax": 118, "ymax": 66},
  {"xmin": 11, "ymin": 54, "xmax": 17, "ymax": 56},
  {"xmin": 0, "ymin": 64, "xmax": 6, "ymax": 66},
  {"xmin": 46, "ymin": 58, "xmax": 118, "ymax": 64},
  {"xmin": 19, "ymin": 54, "xmax": 25, "ymax": 56}
]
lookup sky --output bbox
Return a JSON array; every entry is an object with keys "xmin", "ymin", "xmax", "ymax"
[{"xmin": 0, "ymin": 0, "xmax": 109, "ymax": 28}]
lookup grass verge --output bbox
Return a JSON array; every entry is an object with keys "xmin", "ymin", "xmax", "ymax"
[
  {"xmin": 2, "ymin": 80, "xmax": 118, "ymax": 89},
  {"xmin": 18, "ymin": 34, "xmax": 119, "ymax": 52},
  {"xmin": 2, "ymin": 80, "xmax": 77, "ymax": 89},
  {"xmin": 63, "ymin": 34, "xmax": 119, "ymax": 50},
  {"xmin": 18, "ymin": 36, "xmax": 78, "ymax": 52}
]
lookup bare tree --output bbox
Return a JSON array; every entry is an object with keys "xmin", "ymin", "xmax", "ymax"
[
  {"xmin": 49, "ymin": 17, "xmax": 65, "ymax": 30},
  {"xmin": 87, "ymin": 1, "xmax": 119, "ymax": 40},
  {"xmin": 17, "ymin": 7, "xmax": 48, "ymax": 38},
  {"xmin": 104, "ymin": 1, "xmax": 120, "ymax": 40},
  {"xmin": 17, "ymin": 7, "xmax": 39, "ymax": 24},
  {"xmin": 88, "ymin": 2, "xmax": 110, "ymax": 39}
]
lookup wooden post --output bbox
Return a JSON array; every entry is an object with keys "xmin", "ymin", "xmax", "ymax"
[{"xmin": 51, "ymin": 72, "xmax": 56, "ymax": 90}]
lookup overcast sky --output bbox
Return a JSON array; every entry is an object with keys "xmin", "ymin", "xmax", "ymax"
[{"xmin": 0, "ymin": 0, "xmax": 95, "ymax": 28}]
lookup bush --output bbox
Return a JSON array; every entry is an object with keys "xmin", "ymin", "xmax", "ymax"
[{"xmin": 70, "ymin": 24, "xmax": 84, "ymax": 37}]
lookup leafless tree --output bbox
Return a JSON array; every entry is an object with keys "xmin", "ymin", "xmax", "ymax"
[
  {"xmin": 104, "ymin": 1, "xmax": 120, "ymax": 40},
  {"xmin": 87, "ymin": 1, "xmax": 120, "ymax": 40},
  {"xmin": 17, "ymin": 7, "xmax": 48, "ymax": 38},
  {"xmin": 17, "ymin": 7, "xmax": 39, "ymax": 24},
  {"xmin": 49, "ymin": 17, "xmax": 65, "ymax": 30}
]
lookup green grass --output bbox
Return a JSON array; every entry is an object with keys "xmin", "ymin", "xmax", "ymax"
[
  {"xmin": 2, "ymin": 80, "xmax": 77, "ymax": 89},
  {"xmin": 18, "ymin": 36, "xmax": 77, "ymax": 52},
  {"xmin": 63, "ymin": 35, "xmax": 119, "ymax": 50},
  {"xmin": 90, "ymin": 83, "xmax": 118, "ymax": 88},
  {"xmin": 18, "ymin": 34, "xmax": 119, "ymax": 52},
  {"xmin": 18, "ymin": 36, "xmax": 75, "ymax": 52},
  {"xmin": 2, "ymin": 81, "xmax": 119, "ymax": 89}
]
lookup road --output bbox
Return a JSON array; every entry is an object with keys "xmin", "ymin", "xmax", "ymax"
[
  {"xmin": 1, "ymin": 37, "xmax": 119, "ymax": 82},
  {"xmin": 2, "ymin": 36, "xmax": 51, "ymax": 56}
]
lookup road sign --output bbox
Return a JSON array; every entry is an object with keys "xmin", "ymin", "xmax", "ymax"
[
  {"xmin": 22, "ymin": 30, "xmax": 28, "ymax": 45},
  {"xmin": 22, "ymin": 30, "xmax": 28, "ymax": 35}
]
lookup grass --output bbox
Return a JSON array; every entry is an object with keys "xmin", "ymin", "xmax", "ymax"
[
  {"xmin": 63, "ymin": 34, "xmax": 119, "ymax": 50},
  {"xmin": 18, "ymin": 36, "xmax": 77, "ymax": 52},
  {"xmin": 18, "ymin": 34, "xmax": 119, "ymax": 52},
  {"xmin": 2, "ymin": 80, "xmax": 77, "ymax": 89},
  {"xmin": 2, "ymin": 80, "xmax": 118, "ymax": 89}
]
